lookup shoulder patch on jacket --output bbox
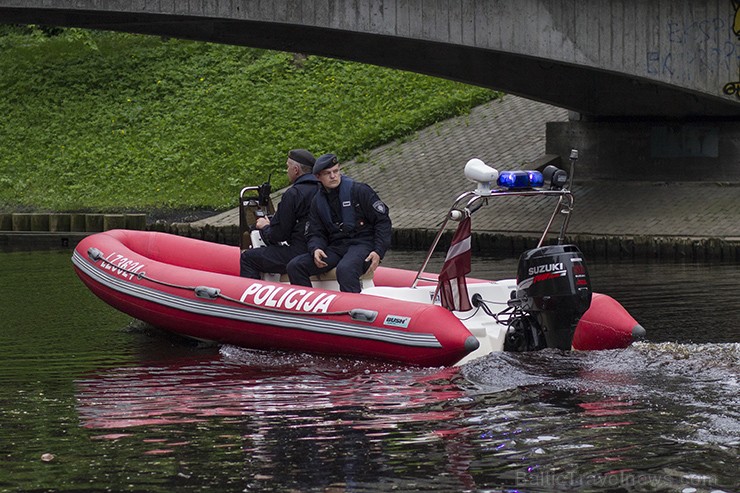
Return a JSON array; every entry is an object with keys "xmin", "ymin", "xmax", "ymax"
[{"xmin": 372, "ymin": 200, "xmax": 387, "ymax": 214}]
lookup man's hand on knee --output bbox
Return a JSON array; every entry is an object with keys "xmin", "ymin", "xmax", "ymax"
[
  {"xmin": 365, "ymin": 251, "xmax": 381, "ymax": 274},
  {"xmin": 313, "ymin": 249, "xmax": 328, "ymax": 268}
]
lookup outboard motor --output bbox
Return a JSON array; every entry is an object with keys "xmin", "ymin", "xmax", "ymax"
[{"xmin": 504, "ymin": 245, "xmax": 592, "ymax": 351}]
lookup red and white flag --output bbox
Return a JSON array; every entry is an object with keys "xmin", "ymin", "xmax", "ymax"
[{"xmin": 437, "ymin": 216, "xmax": 472, "ymax": 311}]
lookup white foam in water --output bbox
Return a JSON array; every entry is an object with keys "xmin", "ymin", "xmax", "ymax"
[{"xmin": 461, "ymin": 341, "xmax": 740, "ymax": 449}]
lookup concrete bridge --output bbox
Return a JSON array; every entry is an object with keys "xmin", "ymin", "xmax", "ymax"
[{"xmin": 1, "ymin": 0, "xmax": 739, "ymax": 179}]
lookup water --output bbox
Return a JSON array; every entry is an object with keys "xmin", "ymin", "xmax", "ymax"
[{"xmin": 0, "ymin": 249, "xmax": 738, "ymax": 492}]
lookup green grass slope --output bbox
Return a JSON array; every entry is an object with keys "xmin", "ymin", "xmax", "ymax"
[{"xmin": 0, "ymin": 28, "xmax": 497, "ymax": 212}]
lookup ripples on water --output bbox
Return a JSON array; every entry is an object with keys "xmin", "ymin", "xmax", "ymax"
[
  {"xmin": 1, "ymin": 250, "xmax": 738, "ymax": 492},
  {"xmin": 67, "ymin": 343, "xmax": 739, "ymax": 492}
]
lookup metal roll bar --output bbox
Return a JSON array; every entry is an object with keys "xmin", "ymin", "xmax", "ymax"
[{"xmin": 412, "ymin": 149, "xmax": 580, "ymax": 288}]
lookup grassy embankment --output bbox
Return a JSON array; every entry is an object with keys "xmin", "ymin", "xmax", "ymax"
[{"xmin": 0, "ymin": 27, "xmax": 498, "ymax": 214}]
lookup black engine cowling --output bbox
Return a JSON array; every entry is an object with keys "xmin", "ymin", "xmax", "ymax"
[{"xmin": 510, "ymin": 245, "xmax": 592, "ymax": 350}]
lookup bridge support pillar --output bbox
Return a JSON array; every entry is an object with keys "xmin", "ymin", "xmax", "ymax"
[{"xmin": 546, "ymin": 120, "xmax": 740, "ymax": 182}]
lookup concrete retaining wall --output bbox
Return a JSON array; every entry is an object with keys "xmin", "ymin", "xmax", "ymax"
[
  {"xmin": 392, "ymin": 228, "xmax": 740, "ymax": 262},
  {"xmin": 0, "ymin": 213, "xmax": 148, "ymax": 251},
  {"xmin": 145, "ymin": 222, "xmax": 740, "ymax": 262},
  {"xmin": 3, "ymin": 215, "xmax": 737, "ymax": 260},
  {"xmin": 0, "ymin": 213, "xmax": 147, "ymax": 232},
  {"xmin": 547, "ymin": 120, "xmax": 740, "ymax": 182}
]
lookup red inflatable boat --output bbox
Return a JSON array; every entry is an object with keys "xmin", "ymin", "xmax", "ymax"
[{"xmin": 72, "ymin": 152, "xmax": 644, "ymax": 366}]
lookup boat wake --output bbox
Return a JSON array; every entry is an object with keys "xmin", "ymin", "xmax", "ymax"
[
  {"xmin": 218, "ymin": 343, "xmax": 423, "ymax": 375},
  {"xmin": 462, "ymin": 342, "xmax": 740, "ymax": 448}
]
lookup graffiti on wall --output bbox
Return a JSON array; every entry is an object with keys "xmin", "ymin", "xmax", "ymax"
[
  {"xmin": 647, "ymin": 15, "xmax": 738, "ymax": 78},
  {"xmin": 722, "ymin": 0, "xmax": 740, "ymax": 97},
  {"xmin": 646, "ymin": 1, "xmax": 739, "ymax": 98}
]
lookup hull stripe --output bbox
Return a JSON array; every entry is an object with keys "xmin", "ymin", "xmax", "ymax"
[{"xmin": 72, "ymin": 251, "xmax": 442, "ymax": 348}]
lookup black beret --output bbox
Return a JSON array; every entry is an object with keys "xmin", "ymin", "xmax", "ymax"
[
  {"xmin": 288, "ymin": 149, "xmax": 316, "ymax": 168},
  {"xmin": 313, "ymin": 153, "xmax": 339, "ymax": 174}
]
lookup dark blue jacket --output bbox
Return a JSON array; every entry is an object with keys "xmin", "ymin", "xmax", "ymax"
[
  {"xmin": 308, "ymin": 176, "xmax": 392, "ymax": 257},
  {"xmin": 260, "ymin": 173, "xmax": 320, "ymax": 247}
]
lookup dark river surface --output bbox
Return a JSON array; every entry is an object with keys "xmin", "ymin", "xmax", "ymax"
[{"xmin": 1, "ymin": 248, "xmax": 738, "ymax": 492}]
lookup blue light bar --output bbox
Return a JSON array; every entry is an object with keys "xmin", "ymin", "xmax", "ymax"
[
  {"xmin": 527, "ymin": 171, "xmax": 544, "ymax": 187},
  {"xmin": 497, "ymin": 171, "xmax": 528, "ymax": 188},
  {"xmin": 497, "ymin": 170, "xmax": 544, "ymax": 189}
]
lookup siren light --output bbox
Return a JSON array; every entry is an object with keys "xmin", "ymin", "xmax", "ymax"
[
  {"xmin": 527, "ymin": 170, "xmax": 544, "ymax": 188},
  {"xmin": 497, "ymin": 170, "xmax": 544, "ymax": 189},
  {"xmin": 464, "ymin": 158, "xmax": 499, "ymax": 196}
]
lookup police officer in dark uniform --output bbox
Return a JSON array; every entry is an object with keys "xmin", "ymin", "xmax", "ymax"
[
  {"xmin": 240, "ymin": 149, "xmax": 320, "ymax": 279},
  {"xmin": 286, "ymin": 153, "xmax": 392, "ymax": 293}
]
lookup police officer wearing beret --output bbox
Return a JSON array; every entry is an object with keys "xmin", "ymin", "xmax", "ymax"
[
  {"xmin": 286, "ymin": 153, "xmax": 392, "ymax": 293},
  {"xmin": 240, "ymin": 149, "xmax": 320, "ymax": 279}
]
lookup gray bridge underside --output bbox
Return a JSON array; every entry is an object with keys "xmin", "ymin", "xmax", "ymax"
[{"xmin": 1, "ymin": 5, "xmax": 738, "ymax": 120}]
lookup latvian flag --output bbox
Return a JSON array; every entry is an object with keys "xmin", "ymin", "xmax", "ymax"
[{"xmin": 437, "ymin": 216, "xmax": 473, "ymax": 311}]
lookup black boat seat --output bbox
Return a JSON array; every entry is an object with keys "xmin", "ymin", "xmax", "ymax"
[{"xmin": 278, "ymin": 268, "xmax": 374, "ymax": 283}]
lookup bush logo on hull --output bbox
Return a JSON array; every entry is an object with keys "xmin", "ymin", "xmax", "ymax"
[{"xmin": 383, "ymin": 315, "xmax": 411, "ymax": 328}]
